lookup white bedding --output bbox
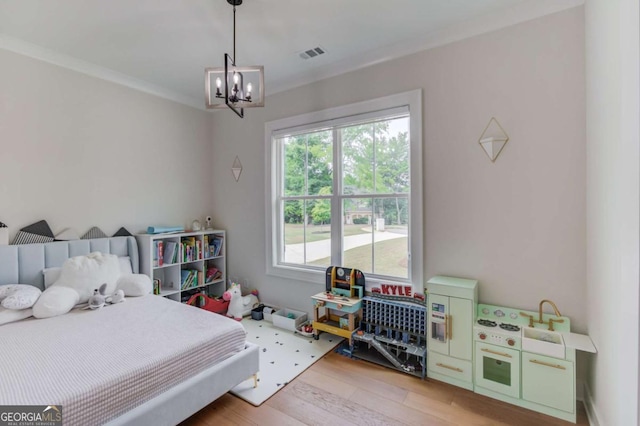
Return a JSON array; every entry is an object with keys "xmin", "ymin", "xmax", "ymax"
[{"xmin": 0, "ymin": 295, "xmax": 246, "ymax": 425}]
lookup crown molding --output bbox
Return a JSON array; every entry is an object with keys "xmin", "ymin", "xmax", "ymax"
[
  {"xmin": 0, "ymin": 34, "xmax": 204, "ymax": 110},
  {"xmin": 0, "ymin": 0, "xmax": 584, "ymax": 108},
  {"xmin": 268, "ymin": 0, "xmax": 585, "ymax": 95}
]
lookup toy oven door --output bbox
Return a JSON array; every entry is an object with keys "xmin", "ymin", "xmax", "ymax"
[{"xmin": 474, "ymin": 341, "xmax": 520, "ymax": 398}]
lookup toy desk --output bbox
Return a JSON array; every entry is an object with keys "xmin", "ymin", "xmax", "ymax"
[{"xmin": 311, "ymin": 292, "xmax": 362, "ymax": 344}]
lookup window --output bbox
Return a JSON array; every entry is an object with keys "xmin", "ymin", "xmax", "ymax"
[{"xmin": 265, "ymin": 90, "xmax": 423, "ymax": 286}]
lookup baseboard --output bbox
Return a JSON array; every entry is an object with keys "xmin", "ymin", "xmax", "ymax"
[
  {"xmin": 576, "ymin": 379, "xmax": 584, "ymax": 401},
  {"xmin": 583, "ymin": 383, "xmax": 602, "ymax": 426}
]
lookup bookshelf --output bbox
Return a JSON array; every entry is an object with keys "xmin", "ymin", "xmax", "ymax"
[{"xmin": 137, "ymin": 230, "xmax": 226, "ymax": 303}]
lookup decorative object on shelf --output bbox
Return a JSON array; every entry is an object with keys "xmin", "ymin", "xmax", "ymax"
[
  {"xmin": 232, "ymin": 156, "xmax": 243, "ymax": 182},
  {"xmin": 12, "ymin": 220, "xmax": 55, "ymax": 245},
  {"xmin": 478, "ymin": 117, "xmax": 509, "ymax": 162},
  {"xmin": 81, "ymin": 226, "xmax": 108, "ymax": 240},
  {"xmin": 146, "ymin": 226, "xmax": 185, "ymax": 234},
  {"xmin": 54, "ymin": 228, "xmax": 80, "ymax": 241},
  {"xmin": 0, "ymin": 221, "xmax": 8, "ymax": 245},
  {"xmin": 192, "ymin": 220, "xmax": 202, "ymax": 231},
  {"xmin": 112, "ymin": 227, "xmax": 133, "ymax": 237},
  {"xmin": 205, "ymin": 215, "xmax": 213, "ymax": 230},
  {"xmin": 205, "ymin": 0, "xmax": 265, "ymax": 117}
]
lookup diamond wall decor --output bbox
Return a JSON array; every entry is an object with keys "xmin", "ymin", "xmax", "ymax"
[
  {"xmin": 478, "ymin": 117, "xmax": 509, "ymax": 162},
  {"xmin": 232, "ymin": 156, "xmax": 243, "ymax": 182}
]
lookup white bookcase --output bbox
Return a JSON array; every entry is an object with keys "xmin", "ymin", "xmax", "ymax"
[{"xmin": 137, "ymin": 230, "xmax": 226, "ymax": 303}]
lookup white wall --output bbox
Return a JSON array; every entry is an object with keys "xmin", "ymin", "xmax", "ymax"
[
  {"xmin": 0, "ymin": 50, "xmax": 213, "ymax": 239},
  {"xmin": 585, "ymin": 0, "xmax": 640, "ymax": 424},
  {"xmin": 211, "ymin": 7, "xmax": 587, "ymax": 330}
]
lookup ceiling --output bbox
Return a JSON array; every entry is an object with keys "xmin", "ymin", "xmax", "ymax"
[{"xmin": 0, "ymin": 0, "xmax": 583, "ymax": 109}]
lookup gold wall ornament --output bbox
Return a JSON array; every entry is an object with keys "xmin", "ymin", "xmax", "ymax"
[{"xmin": 478, "ymin": 117, "xmax": 509, "ymax": 162}]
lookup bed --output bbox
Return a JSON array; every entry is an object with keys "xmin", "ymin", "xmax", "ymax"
[{"xmin": 0, "ymin": 237, "xmax": 259, "ymax": 426}]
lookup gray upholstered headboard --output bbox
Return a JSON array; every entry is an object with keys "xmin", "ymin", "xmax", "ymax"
[{"xmin": 0, "ymin": 237, "xmax": 139, "ymax": 290}]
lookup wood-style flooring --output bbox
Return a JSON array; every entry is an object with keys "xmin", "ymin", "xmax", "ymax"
[{"xmin": 180, "ymin": 351, "xmax": 589, "ymax": 426}]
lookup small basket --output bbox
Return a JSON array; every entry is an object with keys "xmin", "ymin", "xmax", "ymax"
[
  {"xmin": 295, "ymin": 321, "xmax": 314, "ymax": 337},
  {"xmin": 251, "ymin": 304, "xmax": 265, "ymax": 321}
]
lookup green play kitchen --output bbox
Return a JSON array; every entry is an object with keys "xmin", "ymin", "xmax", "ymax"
[{"xmin": 426, "ymin": 276, "xmax": 596, "ymax": 424}]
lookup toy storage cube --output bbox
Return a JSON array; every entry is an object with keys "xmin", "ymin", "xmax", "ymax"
[
  {"xmin": 263, "ymin": 306, "xmax": 277, "ymax": 322},
  {"xmin": 251, "ymin": 305, "xmax": 265, "ymax": 320},
  {"xmin": 273, "ymin": 308, "xmax": 308, "ymax": 331}
]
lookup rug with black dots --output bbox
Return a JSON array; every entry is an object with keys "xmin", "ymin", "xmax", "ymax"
[{"xmin": 229, "ymin": 317, "xmax": 343, "ymax": 406}]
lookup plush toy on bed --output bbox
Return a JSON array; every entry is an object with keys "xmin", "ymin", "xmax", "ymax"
[
  {"xmin": 223, "ymin": 283, "xmax": 259, "ymax": 320},
  {"xmin": 87, "ymin": 283, "xmax": 107, "ymax": 310},
  {"xmin": 33, "ymin": 252, "xmax": 152, "ymax": 319},
  {"xmin": 107, "ymin": 289, "xmax": 126, "ymax": 304}
]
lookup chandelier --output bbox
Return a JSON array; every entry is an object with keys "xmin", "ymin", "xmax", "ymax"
[{"xmin": 205, "ymin": 0, "xmax": 264, "ymax": 117}]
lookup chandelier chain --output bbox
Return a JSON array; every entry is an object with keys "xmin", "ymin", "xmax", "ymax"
[{"xmin": 233, "ymin": 5, "xmax": 236, "ymax": 61}]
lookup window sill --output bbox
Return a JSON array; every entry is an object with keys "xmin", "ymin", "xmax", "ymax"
[{"xmin": 267, "ymin": 263, "xmax": 414, "ymax": 289}]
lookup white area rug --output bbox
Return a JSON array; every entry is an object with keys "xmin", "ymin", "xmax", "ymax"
[{"xmin": 230, "ymin": 318, "xmax": 342, "ymax": 406}]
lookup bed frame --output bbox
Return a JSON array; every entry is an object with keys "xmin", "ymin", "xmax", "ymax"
[{"xmin": 0, "ymin": 237, "xmax": 259, "ymax": 426}]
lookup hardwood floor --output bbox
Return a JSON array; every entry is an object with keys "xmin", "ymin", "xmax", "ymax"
[{"xmin": 180, "ymin": 352, "xmax": 589, "ymax": 426}]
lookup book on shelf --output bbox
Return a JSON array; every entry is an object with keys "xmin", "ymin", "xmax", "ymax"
[
  {"xmin": 205, "ymin": 267, "xmax": 222, "ymax": 284},
  {"xmin": 153, "ymin": 241, "xmax": 164, "ymax": 267},
  {"xmin": 210, "ymin": 236, "xmax": 224, "ymax": 257},
  {"xmin": 153, "ymin": 278, "xmax": 162, "ymax": 295},
  {"xmin": 180, "ymin": 269, "xmax": 200, "ymax": 290},
  {"xmin": 181, "ymin": 237, "xmax": 197, "ymax": 262},
  {"xmin": 163, "ymin": 241, "xmax": 178, "ymax": 265}
]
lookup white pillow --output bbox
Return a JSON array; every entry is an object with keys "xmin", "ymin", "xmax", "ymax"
[
  {"xmin": 118, "ymin": 256, "xmax": 133, "ymax": 275},
  {"xmin": 53, "ymin": 252, "xmax": 121, "ymax": 304},
  {"xmin": 32, "ymin": 287, "xmax": 80, "ymax": 319},
  {"xmin": 116, "ymin": 274, "xmax": 152, "ymax": 297},
  {"xmin": 0, "ymin": 284, "xmax": 23, "ymax": 301},
  {"xmin": 1, "ymin": 285, "xmax": 42, "ymax": 310},
  {"xmin": 0, "ymin": 307, "xmax": 33, "ymax": 325},
  {"xmin": 43, "ymin": 267, "xmax": 62, "ymax": 289}
]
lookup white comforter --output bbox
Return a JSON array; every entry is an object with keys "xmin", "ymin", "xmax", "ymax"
[{"xmin": 0, "ymin": 295, "xmax": 246, "ymax": 425}]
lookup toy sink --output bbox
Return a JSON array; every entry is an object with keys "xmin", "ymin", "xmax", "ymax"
[{"xmin": 522, "ymin": 328, "xmax": 565, "ymax": 359}]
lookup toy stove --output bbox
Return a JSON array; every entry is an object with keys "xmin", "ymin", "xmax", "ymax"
[
  {"xmin": 474, "ymin": 304, "xmax": 525, "ymax": 399},
  {"xmin": 474, "ymin": 310, "xmax": 522, "ymax": 350}
]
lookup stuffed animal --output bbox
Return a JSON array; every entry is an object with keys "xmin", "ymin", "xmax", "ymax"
[
  {"xmin": 107, "ymin": 289, "xmax": 126, "ymax": 304},
  {"xmin": 88, "ymin": 283, "xmax": 107, "ymax": 310},
  {"xmin": 223, "ymin": 283, "xmax": 259, "ymax": 320}
]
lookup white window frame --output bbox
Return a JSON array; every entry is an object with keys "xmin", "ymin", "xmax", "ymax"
[{"xmin": 265, "ymin": 89, "xmax": 423, "ymax": 288}]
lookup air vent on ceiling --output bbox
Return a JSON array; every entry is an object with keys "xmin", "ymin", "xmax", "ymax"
[{"xmin": 299, "ymin": 46, "xmax": 327, "ymax": 60}]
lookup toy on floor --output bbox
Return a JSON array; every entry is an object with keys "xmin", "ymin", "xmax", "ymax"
[
  {"xmin": 186, "ymin": 293, "xmax": 229, "ymax": 314},
  {"xmin": 223, "ymin": 283, "xmax": 259, "ymax": 320}
]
